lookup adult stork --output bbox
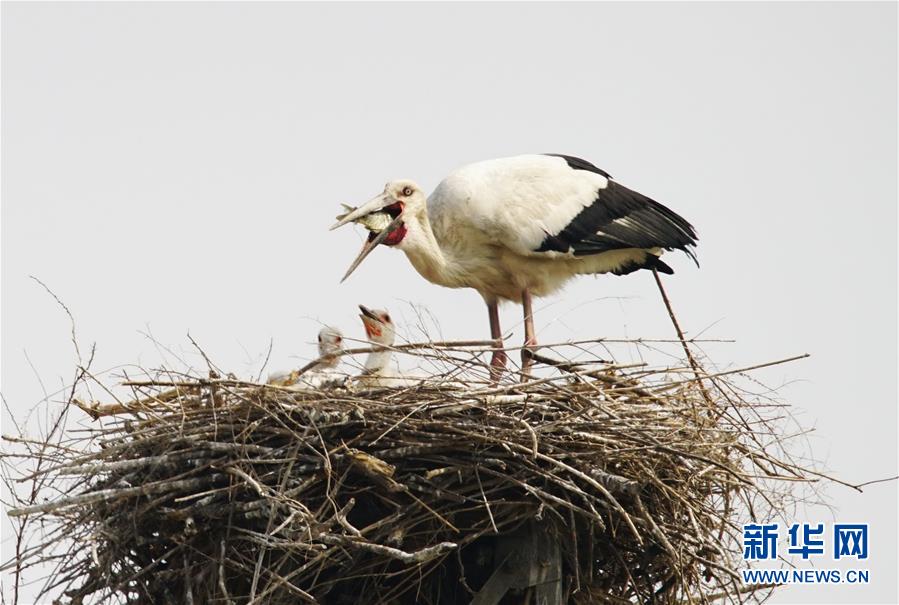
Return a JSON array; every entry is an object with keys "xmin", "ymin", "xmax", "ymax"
[{"xmin": 332, "ymin": 154, "xmax": 697, "ymax": 375}]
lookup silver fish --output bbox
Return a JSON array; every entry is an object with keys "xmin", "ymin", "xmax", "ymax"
[{"xmin": 335, "ymin": 203, "xmax": 393, "ymax": 233}]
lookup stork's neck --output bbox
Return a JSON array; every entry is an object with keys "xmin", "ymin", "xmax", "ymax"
[
  {"xmin": 315, "ymin": 354, "xmax": 340, "ymax": 370},
  {"xmin": 399, "ymin": 208, "xmax": 459, "ymax": 288},
  {"xmin": 364, "ymin": 347, "xmax": 392, "ymax": 374}
]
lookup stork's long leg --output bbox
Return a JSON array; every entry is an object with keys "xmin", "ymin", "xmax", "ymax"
[
  {"xmin": 487, "ymin": 301, "xmax": 506, "ymax": 381},
  {"xmin": 521, "ymin": 288, "xmax": 537, "ymax": 376}
]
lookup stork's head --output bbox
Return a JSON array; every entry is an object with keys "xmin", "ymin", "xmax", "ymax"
[
  {"xmin": 330, "ymin": 180, "xmax": 426, "ymax": 281},
  {"xmin": 358, "ymin": 305, "xmax": 395, "ymax": 347},
  {"xmin": 317, "ymin": 326, "xmax": 344, "ymax": 368}
]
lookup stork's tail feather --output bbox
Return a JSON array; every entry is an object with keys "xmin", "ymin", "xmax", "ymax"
[
  {"xmin": 650, "ymin": 256, "xmax": 675, "ymax": 275},
  {"xmin": 609, "ymin": 253, "xmax": 675, "ymax": 277}
]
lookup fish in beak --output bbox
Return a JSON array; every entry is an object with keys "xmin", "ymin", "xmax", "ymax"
[
  {"xmin": 331, "ymin": 193, "xmax": 392, "ymax": 231},
  {"xmin": 332, "ymin": 193, "xmax": 406, "ymax": 283}
]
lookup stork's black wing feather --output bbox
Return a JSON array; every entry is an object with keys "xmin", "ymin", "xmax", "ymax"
[
  {"xmin": 536, "ymin": 180, "xmax": 698, "ymax": 265},
  {"xmin": 544, "ymin": 153, "xmax": 613, "ymax": 179}
]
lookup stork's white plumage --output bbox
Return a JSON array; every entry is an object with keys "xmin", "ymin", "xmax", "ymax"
[
  {"xmin": 356, "ymin": 305, "xmax": 412, "ymax": 388},
  {"xmin": 332, "ymin": 154, "xmax": 698, "ymax": 376},
  {"xmin": 313, "ymin": 326, "xmax": 345, "ymax": 370},
  {"xmin": 268, "ymin": 326, "xmax": 345, "ymax": 389}
]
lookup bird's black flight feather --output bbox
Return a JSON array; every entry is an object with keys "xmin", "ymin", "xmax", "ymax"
[
  {"xmin": 545, "ymin": 153, "xmax": 612, "ymax": 179},
  {"xmin": 536, "ymin": 176, "xmax": 698, "ymax": 268}
]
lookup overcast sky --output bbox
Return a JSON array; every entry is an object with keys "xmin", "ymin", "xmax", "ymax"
[{"xmin": 2, "ymin": 2, "xmax": 896, "ymax": 603}]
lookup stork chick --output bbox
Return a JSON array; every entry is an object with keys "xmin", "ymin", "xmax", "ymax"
[
  {"xmin": 356, "ymin": 305, "xmax": 410, "ymax": 388},
  {"xmin": 268, "ymin": 326, "xmax": 345, "ymax": 389}
]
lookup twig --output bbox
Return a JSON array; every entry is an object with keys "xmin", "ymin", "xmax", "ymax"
[
  {"xmin": 322, "ymin": 536, "xmax": 457, "ymax": 565},
  {"xmin": 652, "ymin": 268, "xmax": 714, "ymax": 407}
]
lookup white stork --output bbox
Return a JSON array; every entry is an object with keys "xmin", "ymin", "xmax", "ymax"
[
  {"xmin": 267, "ymin": 326, "xmax": 345, "ymax": 388},
  {"xmin": 357, "ymin": 305, "xmax": 470, "ymax": 389},
  {"xmin": 356, "ymin": 304, "xmax": 410, "ymax": 388},
  {"xmin": 332, "ymin": 154, "xmax": 697, "ymax": 375}
]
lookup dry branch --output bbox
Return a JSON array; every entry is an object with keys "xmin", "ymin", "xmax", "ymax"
[{"xmin": 2, "ymin": 337, "xmax": 818, "ymax": 605}]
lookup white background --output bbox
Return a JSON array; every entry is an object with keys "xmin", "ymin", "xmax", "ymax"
[{"xmin": 2, "ymin": 3, "xmax": 896, "ymax": 603}]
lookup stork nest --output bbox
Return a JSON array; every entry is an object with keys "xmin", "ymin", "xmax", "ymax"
[{"xmin": 2, "ymin": 338, "xmax": 815, "ymax": 604}]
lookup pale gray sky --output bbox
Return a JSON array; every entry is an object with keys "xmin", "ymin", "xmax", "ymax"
[{"xmin": 2, "ymin": 2, "xmax": 896, "ymax": 603}]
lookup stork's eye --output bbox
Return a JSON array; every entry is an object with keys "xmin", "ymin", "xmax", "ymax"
[
  {"xmin": 318, "ymin": 336, "xmax": 322, "ymax": 342},
  {"xmin": 402, "ymin": 186, "xmax": 413, "ymax": 196},
  {"xmin": 383, "ymin": 314, "xmax": 391, "ymax": 322},
  {"xmin": 335, "ymin": 336, "xmax": 342, "ymax": 343}
]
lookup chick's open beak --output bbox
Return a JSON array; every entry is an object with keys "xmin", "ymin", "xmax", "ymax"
[
  {"xmin": 358, "ymin": 305, "xmax": 383, "ymax": 337},
  {"xmin": 359, "ymin": 305, "xmax": 379, "ymax": 321}
]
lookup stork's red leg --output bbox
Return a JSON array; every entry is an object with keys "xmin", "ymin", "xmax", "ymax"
[
  {"xmin": 487, "ymin": 301, "xmax": 506, "ymax": 381},
  {"xmin": 521, "ymin": 289, "xmax": 536, "ymax": 377}
]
